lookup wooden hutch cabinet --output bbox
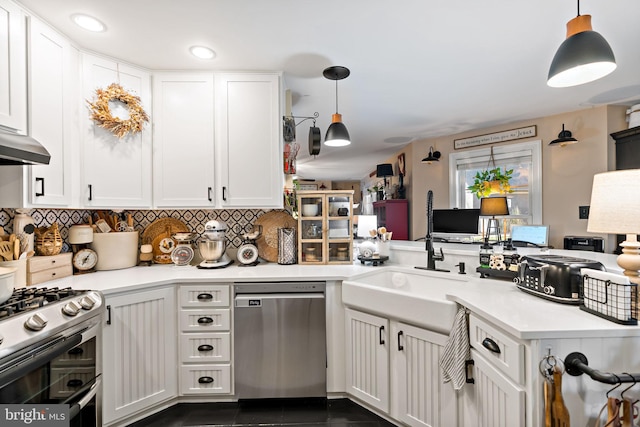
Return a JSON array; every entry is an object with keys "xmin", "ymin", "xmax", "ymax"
[
  {"xmin": 297, "ymin": 190, "xmax": 354, "ymax": 264},
  {"xmin": 373, "ymin": 199, "xmax": 409, "ymax": 241}
]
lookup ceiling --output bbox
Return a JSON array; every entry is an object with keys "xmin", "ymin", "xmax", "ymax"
[{"xmin": 17, "ymin": 0, "xmax": 640, "ymax": 181}]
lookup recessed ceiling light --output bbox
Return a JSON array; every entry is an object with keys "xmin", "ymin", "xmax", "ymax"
[
  {"xmin": 71, "ymin": 14, "xmax": 106, "ymax": 32},
  {"xmin": 190, "ymin": 46, "xmax": 216, "ymax": 60}
]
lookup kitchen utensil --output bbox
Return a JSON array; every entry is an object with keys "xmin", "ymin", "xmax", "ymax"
[
  {"xmin": 552, "ymin": 366, "xmax": 570, "ymax": 427},
  {"xmin": 13, "ymin": 237, "xmax": 20, "ymax": 260},
  {"xmin": 0, "ymin": 266, "xmax": 16, "ymax": 305},
  {"xmin": 0, "ymin": 241, "xmax": 14, "ymax": 261},
  {"xmin": 544, "ymin": 378, "xmax": 553, "ymax": 427},
  {"xmin": 254, "ymin": 211, "xmax": 297, "ymax": 263},
  {"xmin": 308, "ymin": 126, "xmax": 321, "ymax": 155}
]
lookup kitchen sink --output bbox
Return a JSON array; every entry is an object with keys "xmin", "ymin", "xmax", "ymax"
[{"xmin": 342, "ymin": 267, "xmax": 467, "ymax": 334}]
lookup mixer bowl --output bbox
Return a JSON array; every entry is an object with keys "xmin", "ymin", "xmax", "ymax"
[{"xmin": 198, "ymin": 239, "xmax": 226, "ymax": 262}]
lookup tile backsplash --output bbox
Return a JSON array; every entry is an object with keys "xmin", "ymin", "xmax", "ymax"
[{"xmin": 0, "ymin": 208, "xmax": 280, "ymax": 252}]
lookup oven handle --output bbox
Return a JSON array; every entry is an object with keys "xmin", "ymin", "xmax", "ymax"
[
  {"xmin": 0, "ymin": 333, "xmax": 82, "ymax": 388},
  {"xmin": 65, "ymin": 374, "xmax": 101, "ymax": 420}
]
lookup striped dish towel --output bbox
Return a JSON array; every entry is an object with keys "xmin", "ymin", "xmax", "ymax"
[{"xmin": 440, "ymin": 306, "xmax": 470, "ymax": 390}]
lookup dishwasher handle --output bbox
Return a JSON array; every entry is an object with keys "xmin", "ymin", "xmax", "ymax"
[{"xmin": 235, "ymin": 293, "xmax": 324, "ymax": 307}]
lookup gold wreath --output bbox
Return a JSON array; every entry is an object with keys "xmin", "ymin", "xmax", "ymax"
[{"xmin": 87, "ymin": 83, "xmax": 149, "ymax": 139}]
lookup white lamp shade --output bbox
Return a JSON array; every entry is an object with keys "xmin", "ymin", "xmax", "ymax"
[{"xmin": 587, "ymin": 169, "xmax": 640, "ymax": 235}]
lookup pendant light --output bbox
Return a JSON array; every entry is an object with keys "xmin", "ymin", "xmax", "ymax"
[
  {"xmin": 323, "ymin": 66, "xmax": 351, "ymax": 147},
  {"xmin": 549, "ymin": 123, "xmax": 578, "ymax": 147},
  {"xmin": 547, "ymin": 0, "xmax": 616, "ymax": 88},
  {"xmin": 421, "ymin": 146, "xmax": 441, "ymax": 164}
]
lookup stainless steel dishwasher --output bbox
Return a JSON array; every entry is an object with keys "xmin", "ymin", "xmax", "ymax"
[{"xmin": 234, "ymin": 282, "xmax": 326, "ymax": 399}]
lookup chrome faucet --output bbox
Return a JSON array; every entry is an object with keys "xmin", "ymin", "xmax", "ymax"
[{"xmin": 416, "ymin": 190, "xmax": 449, "ymax": 272}]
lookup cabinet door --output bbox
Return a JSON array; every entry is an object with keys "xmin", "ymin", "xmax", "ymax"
[
  {"xmin": 152, "ymin": 73, "xmax": 215, "ymax": 207},
  {"xmin": 345, "ymin": 308, "xmax": 389, "ymax": 412},
  {"xmin": 464, "ymin": 349, "xmax": 525, "ymax": 427},
  {"xmin": 81, "ymin": 53, "xmax": 152, "ymax": 208},
  {"xmin": 27, "ymin": 17, "xmax": 76, "ymax": 206},
  {"xmin": 102, "ymin": 287, "xmax": 177, "ymax": 425},
  {"xmin": 215, "ymin": 73, "xmax": 283, "ymax": 208},
  {"xmin": 0, "ymin": 0, "xmax": 26, "ymax": 132},
  {"xmin": 391, "ymin": 322, "xmax": 458, "ymax": 427}
]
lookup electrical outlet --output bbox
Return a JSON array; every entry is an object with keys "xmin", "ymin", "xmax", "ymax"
[{"xmin": 579, "ymin": 205, "xmax": 590, "ymax": 219}]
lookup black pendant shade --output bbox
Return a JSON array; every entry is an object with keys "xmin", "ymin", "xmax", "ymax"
[
  {"xmin": 549, "ymin": 123, "xmax": 578, "ymax": 147},
  {"xmin": 323, "ymin": 66, "xmax": 351, "ymax": 147},
  {"xmin": 547, "ymin": 8, "xmax": 616, "ymax": 88}
]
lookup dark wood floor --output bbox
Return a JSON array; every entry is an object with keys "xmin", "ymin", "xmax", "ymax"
[{"xmin": 127, "ymin": 398, "xmax": 397, "ymax": 427}]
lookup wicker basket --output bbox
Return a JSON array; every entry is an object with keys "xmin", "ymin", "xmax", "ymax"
[{"xmin": 35, "ymin": 223, "xmax": 63, "ymax": 256}]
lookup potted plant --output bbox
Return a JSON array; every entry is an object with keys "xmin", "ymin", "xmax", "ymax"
[{"xmin": 467, "ymin": 167, "xmax": 514, "ymax": 198}]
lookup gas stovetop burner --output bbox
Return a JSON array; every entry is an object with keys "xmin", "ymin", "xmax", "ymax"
[{"xmin": 0, "ymin": 287, "xmax": 88, "ymax": 320}]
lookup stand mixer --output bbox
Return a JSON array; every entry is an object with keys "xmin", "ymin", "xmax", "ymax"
[{"xmin": 197, "ymin": 220, "xmax": 233, "ymax": 268}]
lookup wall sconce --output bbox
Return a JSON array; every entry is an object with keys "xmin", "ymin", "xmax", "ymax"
[
  {"xmin": 480, "ymin": 197, "xmax": 510, "ymax": 243},
  {"xmin": 547, "ymin": 0, "xmax": 616, "ymax": 88},
  {"xmin": 323, "ymin": 66, "xmax": 351, "ymax": 147},
  {"xmin": 549, "ymin": 124, "xmax": 578, "ymax": 147},
  {"xmin": 421, "ymin": 146, "xmax": 441, "ymax": 164},
  {"xmin": 376, "ymin": 163, "xmax": 394, "ymax": 188}
]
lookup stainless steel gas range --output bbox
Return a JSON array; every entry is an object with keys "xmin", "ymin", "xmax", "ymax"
[{"xmin": 0, "ymin": 287, "xmax": 104, "ymax": 427}]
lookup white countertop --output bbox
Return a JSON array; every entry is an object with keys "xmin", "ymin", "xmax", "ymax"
[{"xmin": 39, "ymin": 243, "xmax": 640, "ymax": 341}]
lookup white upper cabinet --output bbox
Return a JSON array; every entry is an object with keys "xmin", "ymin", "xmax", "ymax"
[
  {"xmin": 27, "ymin": 16, "xmax": 77, "ymax": 206},
  {"xmin": 0, "ymin": 13, "xmax": 77, "ymax": 208},
  {"xmin": 81, "ymin": 53, "xmax": 152, "ymax": 208},
  {"xmin": 215, "ymin": 73, "xmax": 283, "ymax": 208},
  {"xmin": 152, "ymin": 73, "xmax": 215, "ymax": 208},
  {"xmin": 0, "ymin": 0, "xmax": 26, "ymax": 133}
]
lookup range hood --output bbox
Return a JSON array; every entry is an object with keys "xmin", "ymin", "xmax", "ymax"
[{"xmin": 0, "ymin": 128, "xmax": 50, "ymax": 166}]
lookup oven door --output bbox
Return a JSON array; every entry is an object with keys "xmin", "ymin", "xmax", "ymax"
[{"xmin": 0, "ymin": 322, "xmax": 101, "ymax": 427}]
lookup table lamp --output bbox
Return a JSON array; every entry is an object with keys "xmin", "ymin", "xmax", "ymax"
[
  {"xmin": 480, "ymin": 197, "xmax": 509, "ymax": 243},
  {"xmin": 587, "ymin": 169, "xmax": 640, "ymax": 284}
]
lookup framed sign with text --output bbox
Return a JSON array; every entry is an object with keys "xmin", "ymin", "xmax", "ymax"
[{"xmin": 454, "ymin": 125, "xmax": 537, "ymax": 149}]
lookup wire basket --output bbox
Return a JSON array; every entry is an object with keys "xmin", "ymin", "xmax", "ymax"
[
  {"xmin": 581, "ymin": 271, "xmax": 637, "ymax": 325},
  {"xmin": 35, "ymin": 223, "xmax": 63, "ymax": 256}
]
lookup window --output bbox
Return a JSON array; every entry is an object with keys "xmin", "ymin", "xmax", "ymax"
[{"xmin": 448, "ymin": 141, "xmax": 542, "ymax": 228}]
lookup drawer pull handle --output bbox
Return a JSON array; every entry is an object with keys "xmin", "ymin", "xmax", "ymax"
[
  {"xmin": 465, "ymin": 360, "xmax": 475, "ymax": 384},
  {"xmin": 68, "ymin": 347, "xmax": 84, "ymax": 355},
  {"xmin": 397, "ymin": 331, "xmax": 404, "ymax": 351},
  {"xmin": 198, "ymin": 376, "xmax": 214, "ymax": 384},
  {"xmin": 197, "ymin": 317, "xmax": 213, "ymax": 324},
  {"xmin": 482, "ymin": 337, "xmax": 501, "ymax": 354},
  {"xmin": 198, "ymin": 344, "xmax": 214, "ymax": 352},
  {"xmin": 67, "ymin": 379, "xmax": 83, "ymax": 388},
  {"xmin": 35, "ymin": 177, "xmax": 45, "ymax": 196},
  {"xmin": 197, "ymin": 293, "xmax": 213, "ymax": 301},
  {"xmin": 379, "ymin": 325, "xmax": 385, "ymax": 345}
]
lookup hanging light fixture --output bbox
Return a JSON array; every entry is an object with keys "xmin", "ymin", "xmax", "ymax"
[
  {"xmin": 549, "ymin": 123, "xmax": 578, "ymax": 147},
  {"xmin": 547, "ymin": 0, "xmax": 616, "ymax": 88},
  {"xmin": 323, "ymin": 66, "xmax": 351, "ymax": 147},
  {"xmin": 421, "ymin": 146, "xmax": 441, "ymax": 164}
]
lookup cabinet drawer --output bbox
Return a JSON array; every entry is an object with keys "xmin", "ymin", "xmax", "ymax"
[
  {"xmin": 28, "ymin": 253, "xmax": 72, "ymax": 272},
  {"xmin": 180, "ymin": 332, "xmax": 230, "ymax": 363},
  {"xmin": 180, "ymin": 309, "xmax": 230, "ymax": 332},
  {"xmin": 28, "ymin": 265, "xmax": 72, "ymax": 286},
  {"xmin": 49, "ymin": 367, "xmax": 96, "ymax": 399},
  {"xmin": 469, "ymin": 314, "xmax": 524, "ymax": 384},
  {"xmin": 179, "ymin": 285, "xmax": 230, "ymax": 307},
  {"xmin": 51, "ymin": 340, "xmax": 96, "ymax": 367},
  {"xmin": 180, "ymin": 364, "xmax": 231, "ymax": 395}
]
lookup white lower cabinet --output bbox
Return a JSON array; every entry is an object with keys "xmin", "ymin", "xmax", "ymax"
[
  {"xmin": 178, "ymin": 284, "xmax": 232, "ymax": 395},
  {"xmin": 102, "ymin": 286, "xmax": 177, "ymax": 426},
  {"xmin": 464, "ymin": 313, "xmax": 526, "ymax": 427},
  {"xmin": 345, "ymin": 308, "xmax": 458, "ymax": 426}
]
